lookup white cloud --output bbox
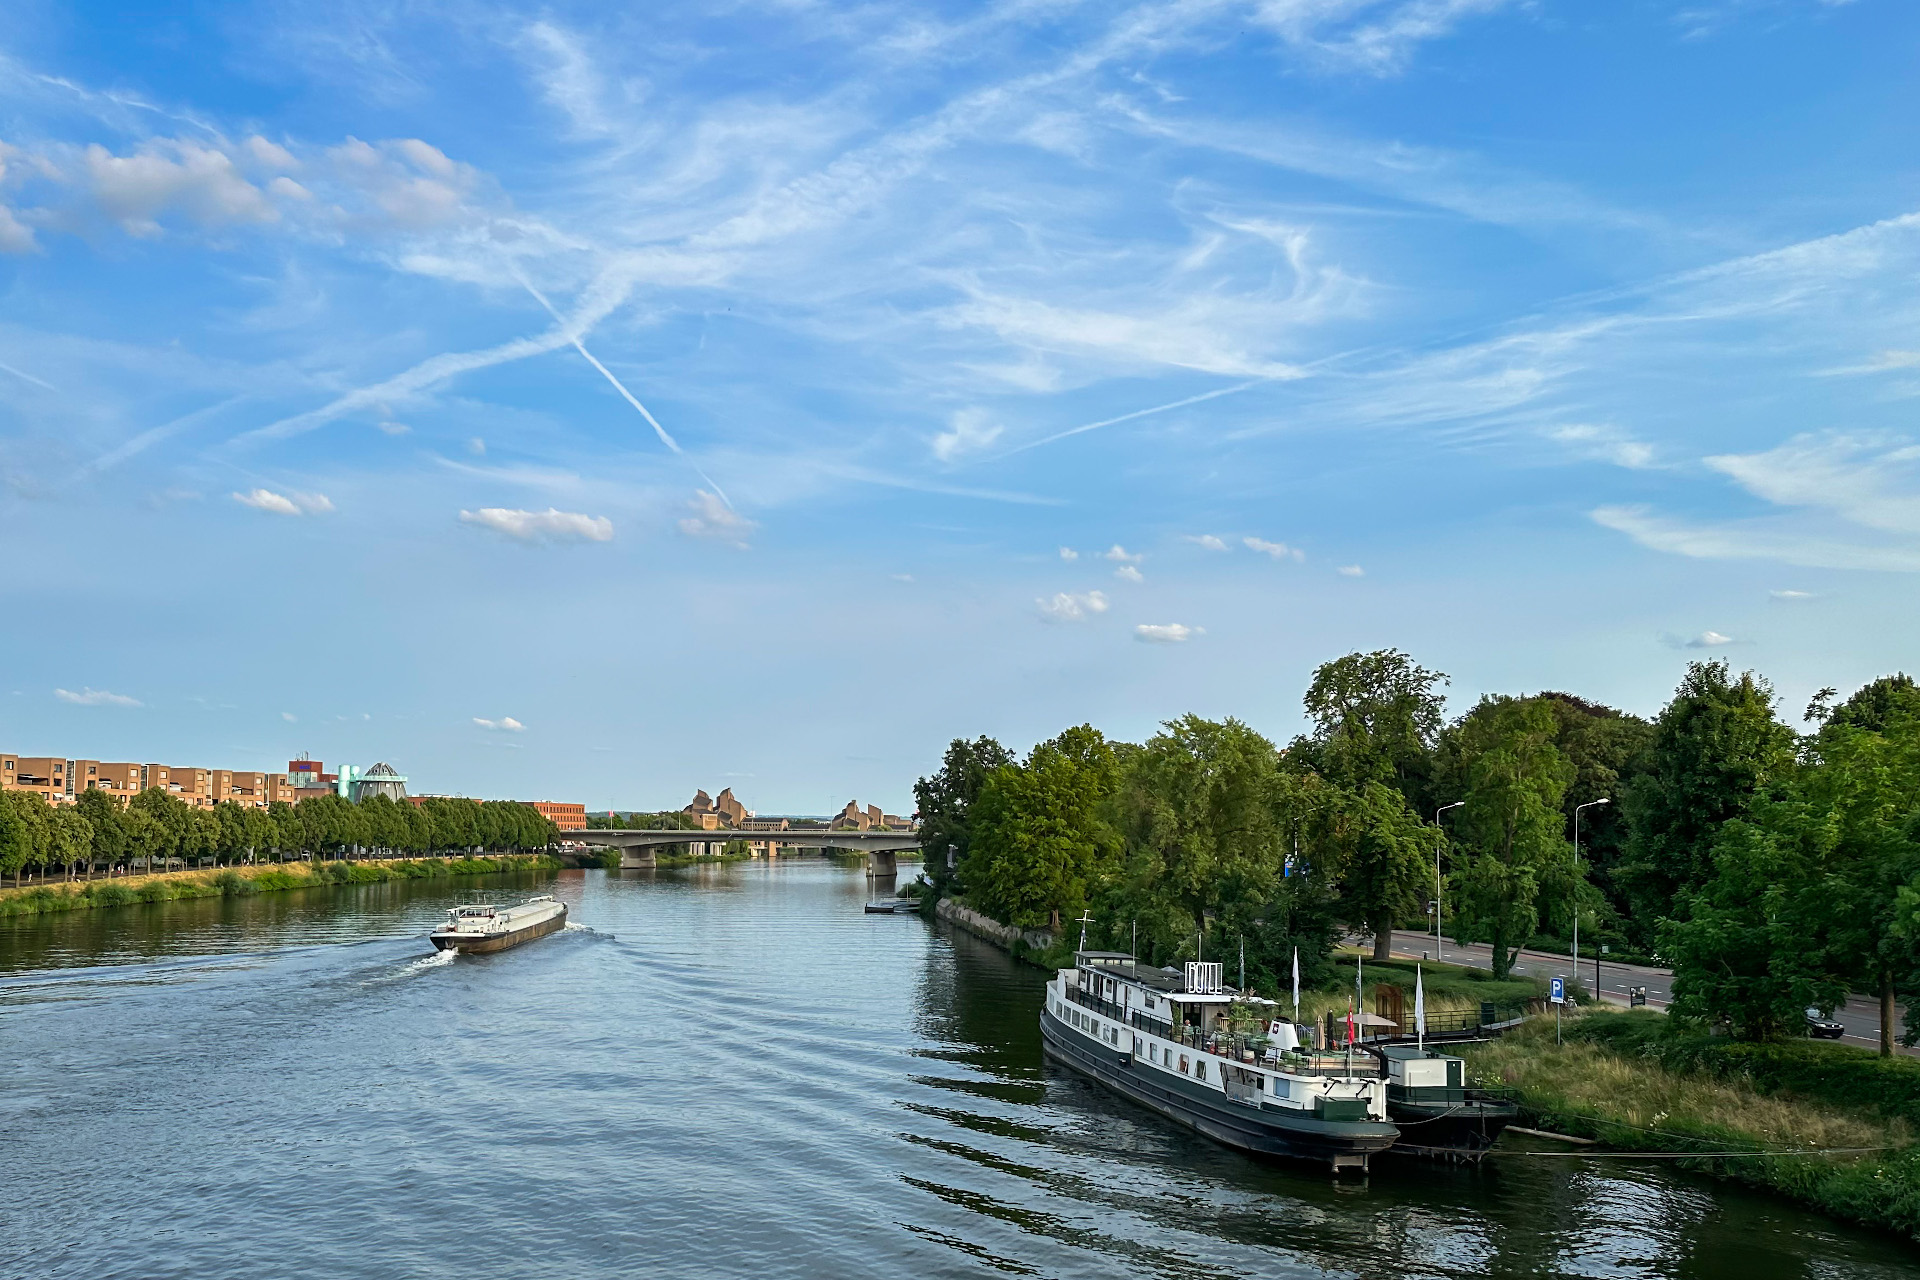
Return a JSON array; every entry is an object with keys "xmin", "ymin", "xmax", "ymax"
[
  {"xmin": 281, "ymin": 712, "xmax": 297, "ymax": 722},
  {"xmin": 677, "ymin": 490, "xmax": 756, "ymax": 548},
  {"xmin": 1687, "ymin": 631, "xmax": 1735, "ymax": 648},
  {"xmin": 1244, "ymin": 536, "xmax": 1304, "ymax": 561},
  {"xmin": 1706, "ymin": 431, "xmax": 1920, "ymax": 536},
  {"xmin": 1549, "ymin": 423, "xmax": 1658, "ymax": 470},
  {"xmin": 1101, "ymin": 544, "xmax": 1143, "ymax": 563},
  {"xmin": 233, "ymin": 488, "xmax": 332, "ymax": 516},
  {"xmin": 1337, "ymin": 564, "xmax": 1365, "ymax": 576},
  {"xmin": 0, "ymin": 205, "xmax": 35, "ymax": 253},
  {"xmin": 1134, "ymin": 623, "xmax": 1199, "ymax": 643},
  {"xmin": 1769, "ymin": 589, "xmax": 1817, "ymax": 600},
  {"xmin": 931, "ymin": 407, "xmax": 1003, "ymax": 463},
  {"xmin": 1595, "ymin": 432, "xmax": 1920, "ymax": 573},
  {"xmin": 375, "ymin": 419, "xmax": 410, "ymax": 435},
  {"xmin": 1037, "ymin": 590, "xmax": 1109, "ymax": 622},
  {"xmin": 1058, "ymin": 547, "xmax": 1079, "ymax": 561},
  {"xmin": 890, "ymin": 573, "xmax": 915, "ymax": 583},
  {"xmin": 1114, "ymin": 564, "xmax": 1145, "ymax": 583},
  {"xmin": 460, "ymin": 507, "xmax": 614, "ymax": 544},
  {"xmin": 84, "ymin": 141, "xmax": 279, "ymax": 234},
  {"xmin": 468, "ymin": 437, "xmax": 486, "ymax": 455},
  {"xmin": 54, "ymin": 686, "xmax": 140, "ymax": 707},
  {"xmin": 473, "ymin": 716, "xmax": 526, "ymax": 732},
  {"xmin": 1592, "ymin": 505, "xmax": 1920, "ymax": 572},
  {"xmin": 1185, "ymin": 534, "xmax": 1230, "ymax": 551}
]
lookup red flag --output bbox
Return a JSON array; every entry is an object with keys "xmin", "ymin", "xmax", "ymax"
[{"xmin": 1346, "ymin": 1003, "xmax": 1356, "ymax": 1046}]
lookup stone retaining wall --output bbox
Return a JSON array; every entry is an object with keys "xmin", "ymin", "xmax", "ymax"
[{"xmin": 935, "ymin": 896, "xmax": 1056, "ymax": 954}]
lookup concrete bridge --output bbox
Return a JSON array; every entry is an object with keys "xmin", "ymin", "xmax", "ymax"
[{"xmin": 566, "ymin": 828, "xmax": 922, "ymax": 876}]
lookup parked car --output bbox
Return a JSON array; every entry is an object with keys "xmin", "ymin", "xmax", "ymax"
[{"xmin": 1805, "ymin": 1008, "xmax": 1846, "ymax": 1039}]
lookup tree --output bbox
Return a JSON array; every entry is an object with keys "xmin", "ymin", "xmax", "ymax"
[
  {"xmin": 1329, "ymin": 783, "xmax": 1432, "ymax": 962},
  {"xmin": 1297, "ymin": 648, "xmax": 1447, "ymax": 807},
  {"xmin": 1446, "ymin": 697, "xmax": 1574, "ymax": 978},
  {"xmin": 1616, "ymin": 662, "xmax": 1795, "ymax": 949},
  {"xmin": 48, "ymin": 806, "xmax": 94, "ymax": 881},
  {"xmin": 76, "ymin": 787, "xmax": 128, "ymax": 873},
  {"xmin": 915, "ymin": 736, "xmax": 1014, "ymax": 897},
  {"xmin": 1534, "ymin": 692, "xmax": 1653, "ymax": 923},
  {"xmin": 1115, "ymin": 716, "xmax": 1285, "ymax": 945},
  {"xmin": 1661, "ymin": 818, "xmax": 1830, "ymax": 1040},
  {"xmin": 964, "ymin": 726, "xmax": 1118, "ymax": 930}
]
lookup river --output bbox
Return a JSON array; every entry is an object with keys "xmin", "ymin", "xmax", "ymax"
[{"xmin": 0, "ymin": 862, "xmax": 1912, "ymax": 1280}]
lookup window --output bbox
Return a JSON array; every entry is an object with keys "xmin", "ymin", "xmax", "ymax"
[
  {"xmin": 1196, "ymin": 1062, "xmax": 1207, "ymax": 1082},
  {"xmin": 1179, "ymin": 1055, "xmax": 1189, "ymax": 1074}
]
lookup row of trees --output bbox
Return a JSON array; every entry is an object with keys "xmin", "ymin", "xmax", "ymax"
[
  {"xmin": 917, "ymin": 651, "xmax": 1920, "ymax": 1053},
  {"xmin": 0, "ymin": 787, "xmax": 561, "ymax": 881}
]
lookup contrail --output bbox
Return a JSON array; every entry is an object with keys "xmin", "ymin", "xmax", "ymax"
[
  {"xmin": 0, "ymin": 360, "xmax": 56, "ymax": 391},
  {"xmin": 516, "ymin": 274, "xmax": 733, "ymax": 508},
  {"xmin": 81, "ymin": 396, "xmax": 249, "ymax": 475},
  {"xmin": 994, "ymin": 380, "xmax": 1267, "ymax": 460}
]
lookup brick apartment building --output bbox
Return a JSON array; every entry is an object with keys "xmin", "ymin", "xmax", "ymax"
[{"xmin": 530, "ymin": 801, "xmax": 587, "ymax": 831}]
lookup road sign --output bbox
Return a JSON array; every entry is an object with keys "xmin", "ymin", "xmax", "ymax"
[{"xmin": 1550, "ymin": 976, "xmax": 1566, "ymax": 1005}]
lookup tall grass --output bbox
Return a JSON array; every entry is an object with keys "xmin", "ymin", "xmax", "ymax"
[{"xmin": 1464, "ymin": 1012, "xmax": 1920, "ymax": 1241}]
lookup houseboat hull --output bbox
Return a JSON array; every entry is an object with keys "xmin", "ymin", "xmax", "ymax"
[
  {"xmin": 430, "ymin": 903, "xmax": 568, "ymax": 954},
  {"xmin": 1040, "ymin": 1006, "xmax": 1400, "ymax": 1171},
  {"xmin": 1382, "ymin": 1096, "xmax": 1520, "ymax": 1161}
]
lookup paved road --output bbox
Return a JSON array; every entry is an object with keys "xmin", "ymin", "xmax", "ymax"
[{"xmin": 1378, "ymin": 929, "xmax": 1913, "ymax": 1058}]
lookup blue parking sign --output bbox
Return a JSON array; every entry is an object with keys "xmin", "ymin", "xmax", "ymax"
[{"xmin": 1550, "ymin": 976, "xmax": 1566, "ymax": 1005}]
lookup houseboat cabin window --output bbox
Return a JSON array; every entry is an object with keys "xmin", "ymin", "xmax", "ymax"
[
  {"xmin": 1179, "ymin": 1055, "xmax": 1189, "ymax": 1073},
  {"xmin": 1196, "ymin": 1061, "xmax": 1207, "ymax": 1081}
]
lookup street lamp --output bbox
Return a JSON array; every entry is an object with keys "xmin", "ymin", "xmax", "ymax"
[
  {"xmin": 1572, "ymin": 798, "xmax": 1611, "ymax": 996},
  {"xmin": 1434, "ymin": 802, "xmax": 1464, "ymax": 961}
]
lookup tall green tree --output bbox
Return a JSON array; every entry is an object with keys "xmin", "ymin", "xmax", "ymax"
[
  {"xmin": 1616, "ymin": 661, "xmax": 1795, "ymax": 948},
  {"xmin": 963, "ymin": 726, "xmax": 1118, "ymax": 931},
  {"xmin": 1296, "ymin": 648, "xmax": 1447, "ymax": 806},
  {"xmin": 915, "ymin": 735, "xmax": 1014, "ymax": 897},
  {"xmin": 1328, "ymin": 782, "xmax": 1433, "ymax": 962},
  {"xmin": 1447, "ymin": 696, "xmax": 1574, "ymax": 978},
  {"xmin": 75, "ymin": 787, "xmax": 127, "ymax": 872}
]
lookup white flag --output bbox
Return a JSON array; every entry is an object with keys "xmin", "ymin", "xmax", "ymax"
[
  {"xmin": 1291, "ymin": 946, "xmax": 1300, "ymax": 1019},
  {"xmin": 1415, "ymin": 963, "xmax": 1427, "ymax": 1047}
]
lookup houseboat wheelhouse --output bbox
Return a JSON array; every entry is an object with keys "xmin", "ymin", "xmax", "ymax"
[
  {"xmin": 1372, "ymin": 1044, "xmax": 1519, "ymax": 1160},
  {"xmin": 1041, "ymin": 951, "xmax": 1400, "ymax": 1172}
]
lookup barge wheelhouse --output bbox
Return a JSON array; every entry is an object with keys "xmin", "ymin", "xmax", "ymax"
[{"xmin": 1041, "ymin": 951, "xmax": 1399, "ymax": 1172}]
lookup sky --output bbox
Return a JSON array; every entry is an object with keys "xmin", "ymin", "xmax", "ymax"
[{"xmin": 1, "ymin": 0, "xmax": 1916, "ymax": 814}]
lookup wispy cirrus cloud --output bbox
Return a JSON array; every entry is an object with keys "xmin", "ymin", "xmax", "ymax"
[
  {"xmin": 473, "ymin": 716, "xmax": 525, "ymax": 731},
  {"xmin": 1134, "ymin": 622, "xmax": 1199, "ymax": 643},
  {"xmin": 678, "ymin": 490, "xmax": 756, "ymax": 548}
]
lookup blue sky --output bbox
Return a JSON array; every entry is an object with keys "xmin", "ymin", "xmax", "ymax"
[{"xmin": 2, "ymin": 0, "xmax": 1915, "ymax": 814}]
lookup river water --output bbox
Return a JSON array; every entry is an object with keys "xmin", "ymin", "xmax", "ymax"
[{"xmin": 0, "ymin": 862, "xmax": 1913, "ymax": 1280}]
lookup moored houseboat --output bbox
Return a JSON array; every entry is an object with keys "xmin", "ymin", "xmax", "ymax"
[
  {"xmin": 430, "ymin": 895, "xmax": 568, "ymax": 954},
  {"xmin": 1041, "ymin": 951, "xmax": 1400, "ymax": 1172}
]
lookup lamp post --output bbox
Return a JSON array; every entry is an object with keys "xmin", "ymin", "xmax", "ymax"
[
  {"xmin": 1572, "ymin": 798, "xmax": 1610, "ymax": 996},
  {"xmin": 1434, "ymin": 802, "xmax": 1464, "ymax": 961}
]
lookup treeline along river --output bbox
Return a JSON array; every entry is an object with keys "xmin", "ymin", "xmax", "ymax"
[{"xmin": 1, "ymin": 862, "xmax": 1915, "ymax": 1279}]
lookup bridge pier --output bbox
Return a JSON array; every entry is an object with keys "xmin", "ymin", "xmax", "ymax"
[
  {"xmin": 619, "ymin": 846, "xmax": 657, "ymax": 869},
  {"xmin": 866, "ymin": 849, "xmax": 898, "ymax": 879}
]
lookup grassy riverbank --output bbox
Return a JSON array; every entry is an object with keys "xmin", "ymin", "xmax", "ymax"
[
  {"xmin": 0, "ymin": 854, "xmax": 563, "ymax": 918},
  {"xmin": 1463, "ymin": 1010, "xmax": 1920, "ymax": 1241}
]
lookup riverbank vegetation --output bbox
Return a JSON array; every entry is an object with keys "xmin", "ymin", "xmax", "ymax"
[
  {"xmin": 1466, "ymin": 1009, "xmax": 1920, "ymax": 1240},
  {"xmin": 0, "ymin": 853, "xmax": 563, "ymax": 918},
  {"xmin": 0, "ymin": 788, "xmax": 560, "ymax": 885},
  {"xmin": 918, "ymin": 651, "xmax": 1920, "ymax": 1057}
]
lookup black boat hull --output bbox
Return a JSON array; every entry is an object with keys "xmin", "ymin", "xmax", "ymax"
[
  {"xmin": 1382, "ymin": 1097, "xmax": 1520, "ymax": 1161},
  {"xmin": 1040, "ymin": 1007, "xmax": 1399, "ymax": 1171}
]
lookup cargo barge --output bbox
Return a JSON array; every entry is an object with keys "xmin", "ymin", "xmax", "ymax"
[{"xmin": 430, "ymin": 894, "xmax": 567, "ymax": 954}]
